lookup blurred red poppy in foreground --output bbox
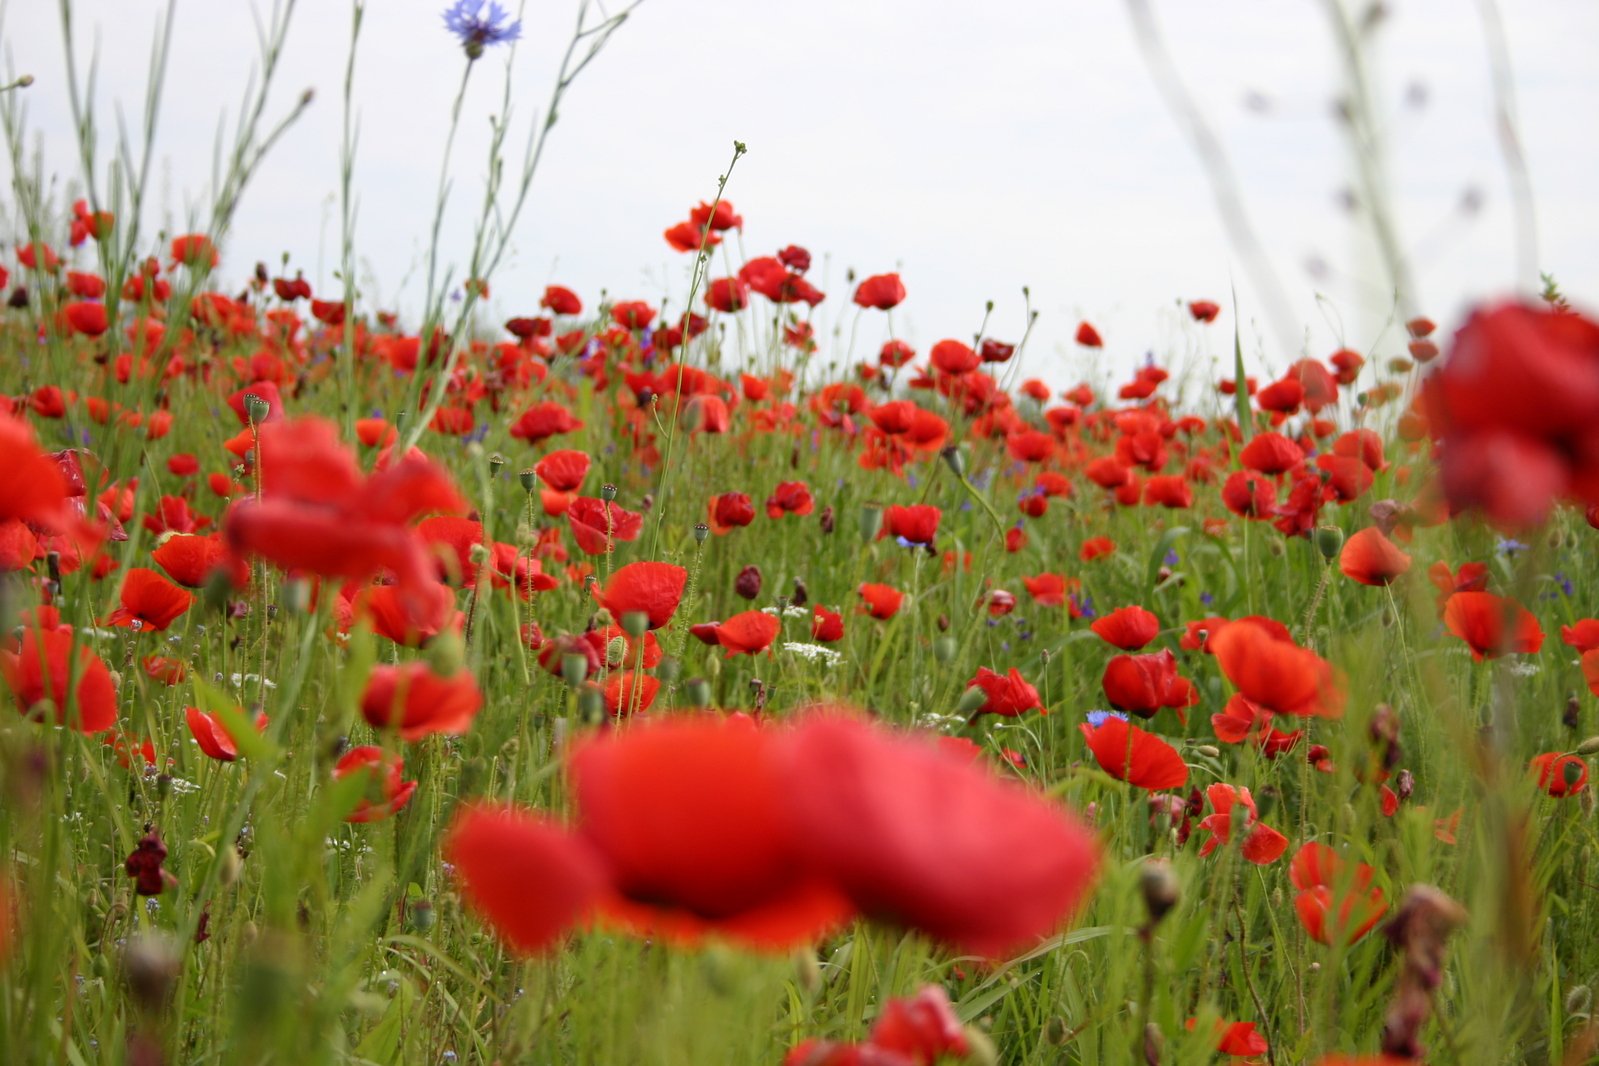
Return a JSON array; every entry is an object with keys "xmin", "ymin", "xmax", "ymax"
[
  {"xmin": 1442, "ymin": 591, "xmax": 1543, "ymax": 660},
  {"xmin": 782, "ymin": 714, "xmax": 1099, "ymax": 957},
  {"xmin": 2, "ymin": 626, "xmax": 118, "ymax": 733},
  {"xmin": 1425, "ymin": 300, "xmax": 1599, "ymax": 529},
  {"xmin": 360, "ymin": 663, "xmax": 483, "ymax": 741},
  {"xmin": 787, "ymin": 984, "xmax": 968, "ymax": 1066},
  {"xmin": 570, "ymin": 715, "xmax": 854, "ymax": 949},
  {"xmin": 445, "ymin": 805, "xmax": 607, "ymax": 955}
]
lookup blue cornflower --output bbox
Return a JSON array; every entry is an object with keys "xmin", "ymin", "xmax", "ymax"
[
  {"xmin": 1084, "ymin": 710, "xmax": 1128, "ymax": 728},
  {"xmin": 443, "ymin": 0, "xmax": 522, "ymax": 59},
  {"xmin": 1200, "ymin": 590, "xmax": 1215, "ymax": 607},
  {"xmin": 1164, "ymin": 548, "xmax": 1179, "ymax": 566},
  {"xmin": 1496, "ymin": 538, "xmax": 1529, "ymax": 557}
]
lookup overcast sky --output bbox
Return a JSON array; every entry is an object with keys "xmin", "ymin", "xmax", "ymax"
[{"xmin": 3, "ymin": 0, "xmax": 1596, "ymax": 392}]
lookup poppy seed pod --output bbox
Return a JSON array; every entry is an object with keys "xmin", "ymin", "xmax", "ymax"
[
  {"xmin": 518, "ymin": 469, "xmax": 537, "ymax": 493},
  {"xmin": 694, "ymin": 523, "xmax": 710, "ymax": 544},
  {"xmin": 933, "ymin": 635, "xmax": 958, "ymax": 662},
  {"xmin": 600, "ymin": 483, "xmax": 618, "ymax": 503},
  {"xmin": 620, "ymin": 611, "xmax": 650, "ymax": 638},
  {"xmin": 243, "ymin": 394, "xmax": 271, "ymax": 424}
]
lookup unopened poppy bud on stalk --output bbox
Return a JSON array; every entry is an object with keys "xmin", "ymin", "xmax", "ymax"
[
  {"xmin": 1577, "ymin": 736, "xmax": 1599, "ymax": 756},
  {"xmin": 858, "ymin": 505, "xmax": 882, "ymax": 542},
  {"xmin": 933, "ymin": 635, "xmax": 958, "ymax": 662},
  {"xmin": 1140, "ymin": 859, "xmax": 1180, "ymax": 924},
  {"xmin": 684, "ymin": 677, "xmax": 712, "ymax": 707},
  {"xmin": 620, "ymin": 611, "xmax": 649, "ymax": 638},
  {"xmin": 577, "ymin": 685, "xmax": 604, "ymax": 722},
  {"xmin": 941, "ymin": 445, "xmax": 966, "ymax": 478},
  {"xmin": 956, "ymin": 685, "xmax": 989, "ymax": 717},
  {"xmin": 1314, "ymin": 525, "xmax": 1345, "ymax": 560},
  {"xmin": 560, "ymin": 653, "xmax": 589, "ymax": 688}
]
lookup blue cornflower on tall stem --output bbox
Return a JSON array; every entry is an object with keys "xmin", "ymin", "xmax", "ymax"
[{"xmin": 443, "ymin": 0, "xmax": 523, "ymax": 60}]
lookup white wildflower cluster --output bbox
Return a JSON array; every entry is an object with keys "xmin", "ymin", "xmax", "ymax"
[
  {"xmin": 763, "ymin": 605, "xmax": 812, "ymax": 619},
  {"xmin": 229, "ymin": 673, "xmax": 277, "ymax": 689},
  {"xmin": 782, "ymin": 641, "xmax": 843, "ymax": 667}
]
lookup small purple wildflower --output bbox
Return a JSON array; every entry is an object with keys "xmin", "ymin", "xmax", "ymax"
[{"xmin": 443, "ymin": 0, "xmax": 522, "ymax": 59}]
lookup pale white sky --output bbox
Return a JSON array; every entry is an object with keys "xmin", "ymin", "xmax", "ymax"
[{"xmin": 3, "ymin": 0, "xmax": 1596, "ymax": 391}]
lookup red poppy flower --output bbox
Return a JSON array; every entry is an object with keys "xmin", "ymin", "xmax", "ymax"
[
  {"xmin": 716, "ymin": 610, "xmax": 782, "ymax": 657},
  {"xmin": 1197, "ymin": 784, "xmax": 1288, "ymax": 864},
  {"xmin": 601, "ymin": 671, "xmax": 661, "ymax": 717},
  {"xmin": 534, "ymin": 449, "xmax": 590, "ymax": 493},
  {"xmin": 2, "ymin": 626, "xmax": 118, "ymax": 733},
  {"xmin": 1210, "ymin": 619, "xmax": 1344, "ymax": 718},
  {"xmin": 1079, "ymin": 717, "xmax": 1188, "ymax": 790},
  {"xmin": 881, "ymin": 504, "xmax": 941, "ymax": 546},
  {"xmin": 571, "ymin": 716, "xmax": 853, "ymax": 949},
  {"xmin": 1101, "ymin": 649, "xmax": 1196, "ymax": 718},
  {"xmin": 541, "ymin": 285, "xmax": 583, "ymax": 315},
  {"xmin": 766, "ymin": 481, "xmax": 815, "ymax": 519},
  {"xmin": 782, "ymin": 714, "xmax": 1099, "ymax": 957},
  {"xmin": 224, "ymin": 417, "xmax": 465, "ymax": 633},
  {"xmin": 857, "ymin": 582, "xmax": 905, "ymax": 619},
  {"xmin": 811, "ymin": 605, "xmax": 845, "ymax": 642},
  {"xmin": 853, "ymin": 273, "xmax": 907, "ymax": 311},
  {"xmin": 595, "ymin": 561, "xmax": 688, "ymax": 630},
  {"xmin": 64, "ymin": 301, "xmax": 109, "ymax": 337},
  {"xmin": 611, "ymin": 300, "xmax": 656, "ymax": 330},
  {"xmin": 1441, "ymin": 591, "xmax": 1543, "ymax": 660},
  {"xmin": 509, "ymin": 401, "xmax": 584, "ymax": 444},
  {"xmin": 1289, "ymin": 842, "xmax": 1387, "ymax": 946},
  {"xmin": 1188, "ymin": 300, "xmax": 1221, "ymax": 323},
  {"xmin": 152, "ymin": 533, "xmax": 248, "ymax": 589},
  {"xmin": 663, "ymin": 220, "xmax": 720, "ymax": 253},
  {"xmin": 105, "ymin": 568, "xmax": 194, "ymax": 632},
  {"xmin": 333, "ymin": 746, "xmax": 417, "ymax": 823},
  {"xmin": 0, "ymin": 412, "xmax": 71, "ymax": 530},
  {"xmin": 709, "ymin": 492, "xmax": 756, "ymax": 534},
  {"xmin": 1080, "ymin": 536, "xmax": 1116, "ymax": 562},
  {"xmin": 169, "ymin": 233, "xmax": 218, "ymax": 269},
  {"xmin": 690, "ymin": 199, "xmax": 743, "ymax": 231},
  {"xmin": 1091, "ymin": 605, "xmax": 1160, "ymax": 650},
  {"xmin": 565, "ymin": 497, "xmax": 643, "ymax": 555},
  {"xmin": 1075, "ymin": 321, "xmax": 1103, "ymax": 348},
  {"xmin": 360, "ymin": 662, "xmax": 482, "ymax": 741},
  {"xmin": 929, "ymin": 339, "xmax": 978, "ymax": 376},
  {"xmin": 185, "ymin": 705, "xmax": 267, "ymax": 762},
  {"xmin": 1338, "ymin": 527, "xmax": 1412, "ymax": 586},
  {"xmin": 444, "ymin": 804, "xmax": 607, "ymax": 955},
  {"xmin": 1529, "ymin": 752, "xmax": 1588, "ymax": 797},
  {"xmin": 1239, "ymin": 432, "xmax": 1304, "ymax": 474},
  {"xmin": 1424, "ymin": 301, "xmax": 1599, "ymax": 528},
  {"xmin": 965, "ymin": 667, "xmax": 1044, "ymax": 719},
  {"xmin": 1560, "ymin": 619, "xmax": 1599, "ymax": 653},
  {"xmin": 1022, "ymin": 573, "xmax": 1071, "ymax": 607}
]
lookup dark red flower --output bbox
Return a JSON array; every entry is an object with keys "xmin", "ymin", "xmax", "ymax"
[
  {"xmin": 125, "ymin": 830, "xmax": 176, "ymax": 896},
  {"xmin": 1075, "ymin": 321, "xmax": 1103, "ymax": 347},
  {"xmin": 709, "ymin": 492, "xmax": 756, "ymax": 534},
  {"xmin": 1188, "ymin": 300, "xmax": 1221, "ymax": 323},
  {"xmin": 1529, "ymin": 752, "xmax": 1588, "ymax": 797},
  {"xmin": 541, "ymin": 285, "xmax": 583, "ymax": 315},
  {"xmin": 766, "ymin": 481, "xmax": 815, "ymax": 519},
  {"xmin": 1101, "ymin": 649, "xmax": 1195, "ymax": 718},
  {"xmin": 509, "ymin": 401, "xmax": 583, "ymax": 444}
]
